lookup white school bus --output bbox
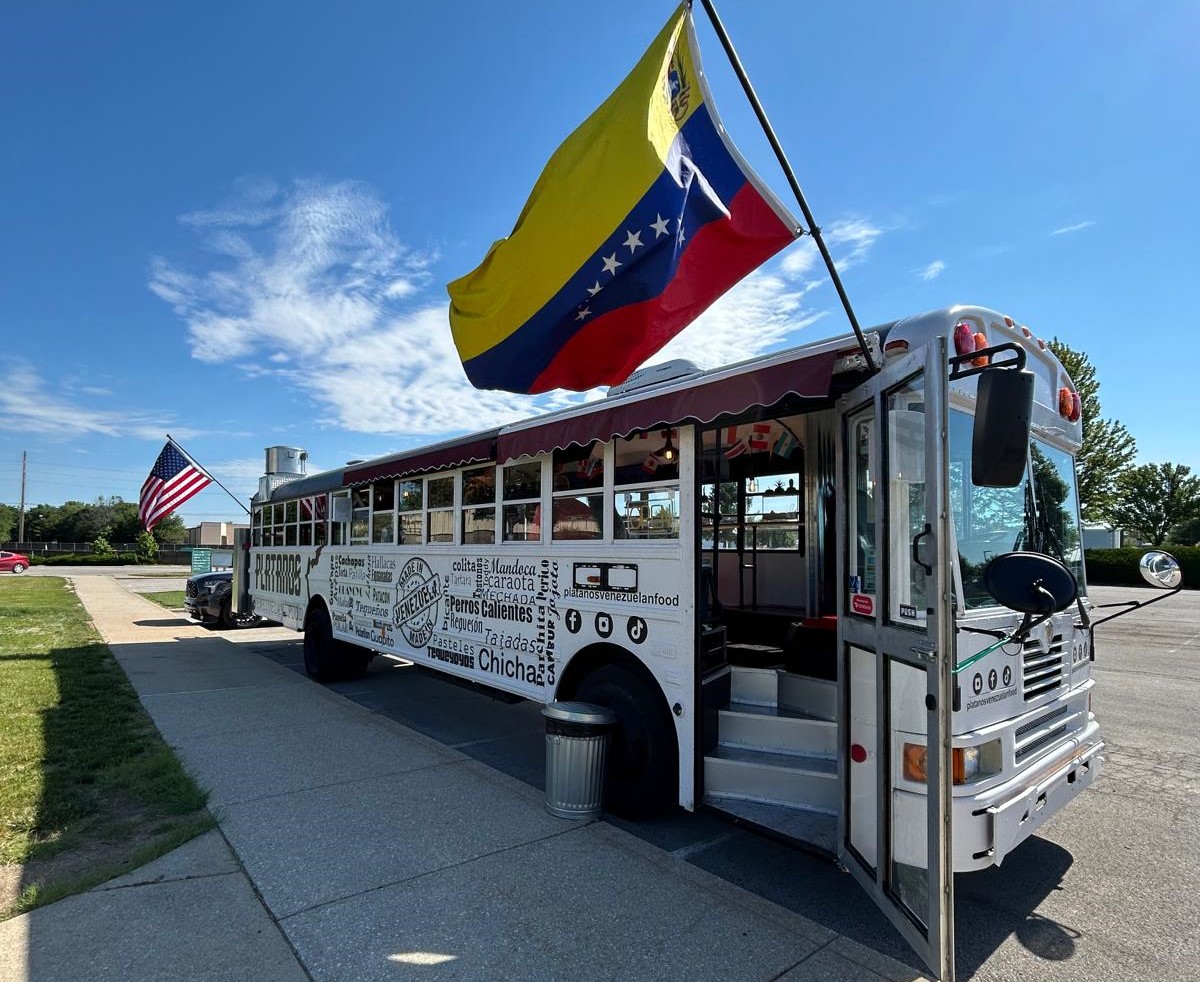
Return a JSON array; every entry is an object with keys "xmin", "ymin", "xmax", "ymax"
[{"xmin": 239, "ymin": 304, "xmax": 1126, "ymax": 979}]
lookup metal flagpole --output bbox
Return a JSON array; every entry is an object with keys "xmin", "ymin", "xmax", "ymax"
[
  {"xmin": 166, "ymin": 434, "xmax": 251, "ymax": 515},
  {"xmin": 694, "ymin": 0, "xmax": 880, "ymax": 374}
]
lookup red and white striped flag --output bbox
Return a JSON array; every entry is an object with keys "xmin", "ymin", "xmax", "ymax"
[
  {"xmin": 138, "ymin": 440, "xmax": 212, "ymax": 531},
  {"xmin": 723, "ymin": 425, "xmax": 748, "ymax": 459}
]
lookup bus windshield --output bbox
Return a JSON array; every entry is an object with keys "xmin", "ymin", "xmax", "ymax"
[{"xmin": 948, "ymin": 410, "xmax": 1085, "ymax": 609}]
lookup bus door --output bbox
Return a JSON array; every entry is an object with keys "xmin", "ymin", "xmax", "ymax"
[{"xmin": 836, "ymin": 338, "xmax": 955, "ymax": 981}]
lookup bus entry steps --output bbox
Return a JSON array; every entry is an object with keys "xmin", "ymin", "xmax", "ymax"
[{"xmin": 703, "ymin": 666, "xmax": 841, "ymax": 824}]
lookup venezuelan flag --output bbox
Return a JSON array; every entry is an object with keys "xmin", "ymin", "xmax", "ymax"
[{"xmin": 447, "ymin": 5, "xmax": 800, "ymax": 394}]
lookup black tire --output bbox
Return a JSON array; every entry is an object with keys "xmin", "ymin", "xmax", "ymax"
[
  {"xmin": 574, "ymin": 663, "xmax": 678, "ymax": 819},
  {"xmin": 303, "ymin": 605, "xmax": 340, "ymax": 682},
  {"xmin": 217, "ymin": 598, "xmax": 236, "ymax": 631}
]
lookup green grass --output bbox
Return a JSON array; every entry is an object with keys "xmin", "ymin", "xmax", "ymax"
[
  {"xmin": 141, "ymin": 590, "xmax": 187, "ymax": 609},
  {"xmin": 0, "ymin": 577, "xmax": 214, "ymax": 917}
]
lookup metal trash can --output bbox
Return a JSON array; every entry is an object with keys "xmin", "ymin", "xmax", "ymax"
[{"xmin": 542, "ymin": 701, "xmax": 616, "ymax": 820}]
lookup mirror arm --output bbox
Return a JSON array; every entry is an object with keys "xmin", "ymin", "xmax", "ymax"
[{"xmin": 1087, "ymin": 587, "xmax": 1184, "ymax": 637}]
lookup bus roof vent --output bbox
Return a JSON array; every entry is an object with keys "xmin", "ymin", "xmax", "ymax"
[{"xmin": 607, "ymin": 359, "xmax": 701, "ymax": 398}]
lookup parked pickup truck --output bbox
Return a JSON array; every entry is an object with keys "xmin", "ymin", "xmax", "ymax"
[{"xmin": 184, "ymin": 571, "xmax": 261, "ymax": 630}]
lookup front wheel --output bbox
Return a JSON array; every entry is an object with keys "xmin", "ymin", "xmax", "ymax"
[
  {"xmin": 217, "ymin": 598, "xmax": 236, "ymax": 630},
  {"xmin": 574, "ymin": 664, "xmax": 678, "ymax": 819},
  {"xmin": 11, "ymin": 563, "xmax": 26, "ymax": 574}
]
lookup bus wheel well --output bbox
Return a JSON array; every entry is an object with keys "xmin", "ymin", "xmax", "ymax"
[
  {"xmin": 556, "ymin": 643, "xmax": 659, "ymax": 703},
  {"xmin": 555, "ymin": 643, "xmax": 678, "ymax": 819}
]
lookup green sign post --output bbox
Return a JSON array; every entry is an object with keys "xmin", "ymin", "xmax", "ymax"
[{"xmin": 191, "ymin": 548, "xmax": 212, "ymax": 574}]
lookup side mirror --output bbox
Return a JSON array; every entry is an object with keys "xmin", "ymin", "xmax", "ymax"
[
  {"xmin": 972, "ymin": 367, "xmax": 1035, "ymax": 488},
  {"xmin": 984, "ymin": 551, "xmax": 1078, "ymax": 614},
  {"xmin": 1140, "ymin": 550, "xmax": 1183, "ymax": 590}
]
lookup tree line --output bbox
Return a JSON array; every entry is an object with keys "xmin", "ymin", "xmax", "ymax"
[
  {"xmin": 1049, "ymin": 341, "xmax": 1200, "ymax": 547},
  {"xmin": 0, "ymin": 498, "xmax": 187, "ymax": 546}
]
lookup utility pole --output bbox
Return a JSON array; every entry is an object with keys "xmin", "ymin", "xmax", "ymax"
[{"xmin": 17, "ymin": 451, "xmax": 26, "ymax": 544}]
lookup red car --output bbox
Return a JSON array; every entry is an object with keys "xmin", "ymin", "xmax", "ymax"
[{"xmin": 0, "ymin": 550, "xmax": 29, "ymax": 573}]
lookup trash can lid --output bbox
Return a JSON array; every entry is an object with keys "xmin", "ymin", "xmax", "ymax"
[{"xmin": 542, "ymin": 701, "xmax": 617, "ymax": 726}]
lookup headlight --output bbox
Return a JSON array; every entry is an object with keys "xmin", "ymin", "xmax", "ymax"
[
  {"xmin": 902, "ymin": 740, "xmax": 1001, "ymax": 785},
  {"xmin": 205, "ymin": 580, "xmax": 226, "ymax": 594}
]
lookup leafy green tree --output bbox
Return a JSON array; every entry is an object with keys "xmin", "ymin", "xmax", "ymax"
[
  {"xmin": 1169, "ymin": 516, "xmax": 1200, "ymax": 546},
  {"xmin": 135, "ymin": 530, "xmax": 159, "ymax": 562},
  {"xmin": 1111, "ymin": 462, "xmax": 1200, "ymax": 547},
  {"xmin": 1048, "ymin": 340, "xmax": 1137, "ymax": 522},
  {"xmin": 91, "ymin": 534, "xmax": 115, "ymax": 556},
  {"xmin": 0, "ymin": 503, "xmax": 17, "ymax": 541},
  {"xmin": 151, "ymin": 513, "xmax": 188, "ymax": 545}
]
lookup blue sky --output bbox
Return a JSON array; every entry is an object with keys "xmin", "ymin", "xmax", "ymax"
[{"xmin": 2, "ymin": 1, "xmax": 1196, "ymax": 529}]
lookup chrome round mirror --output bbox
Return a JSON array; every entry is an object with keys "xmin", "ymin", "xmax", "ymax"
[
  {"xmin": 983, "ymin": 552, "xmax": 1078, "ymax": 614},
  {"xmin": 1139, "ymin": 551, "xmax": 1183, "ymax": 590}
]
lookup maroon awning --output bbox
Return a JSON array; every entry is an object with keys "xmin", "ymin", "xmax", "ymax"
[
  {"xmin": 344, "ymin": 433, "xmax": 498, "ymax": 485},
  {"xmin": 497, "ymin": 348, "xmax": 837, "ymax": 462}
]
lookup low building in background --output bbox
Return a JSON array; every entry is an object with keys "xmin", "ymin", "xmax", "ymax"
[{"xmin": 186, "ymin": 522, "xmax": 248, "ymax": 547}]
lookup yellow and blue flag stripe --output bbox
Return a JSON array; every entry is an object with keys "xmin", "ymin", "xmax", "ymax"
[{"xmin": 448, "ymin": 5, "xmax": 799, "ymax": 393}]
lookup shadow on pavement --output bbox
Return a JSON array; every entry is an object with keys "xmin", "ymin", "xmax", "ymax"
[{"xmin": 133, "ymin": 618, "xmax": 197, "ymax": 627}]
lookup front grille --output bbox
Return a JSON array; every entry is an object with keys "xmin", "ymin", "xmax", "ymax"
[
  {"xmin": 1015, "ymin": 703, "xmax": 1069, "ymax": 740},
  {"xmin": 185, "ymin": 581, "xmax": 198, "ymax": 598},
  {"xmin": 1016, "ymin": 724, "xmax": 1069, "ymax": 763},
  {"xmin": 1022, "ymin": 633, "xmax": 1065, "ymax": 701}
]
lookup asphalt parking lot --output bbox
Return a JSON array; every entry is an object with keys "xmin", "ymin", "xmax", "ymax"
[{"xmin": 141, "ymin": 577, "xmax": 1199, "ymax": 981}]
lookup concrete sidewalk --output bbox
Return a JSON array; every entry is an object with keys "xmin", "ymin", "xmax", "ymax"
[{"xmin": 0, "ymin": 576, "xmax": 927, "ymax": 982}]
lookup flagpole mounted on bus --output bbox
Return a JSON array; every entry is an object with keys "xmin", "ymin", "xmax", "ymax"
[
  {"xmin": 694, "ymin": 0, "xmax": 880, "ymax": 375},
  {"xmin": 165, "ymin": 434, "xmax": 251, "ymax": 516}
]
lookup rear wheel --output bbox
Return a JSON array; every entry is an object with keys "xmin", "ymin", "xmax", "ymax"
[
  {"xmin": 303, "ymin": 606, "xmax": 340, "ymax": 682},
  {"xmin": 303, "ymin": 606, "xmax": 370, "ymax": 682},
  {"xmin": 574, "ymin": 664, "xmax": 678, "ymax": 819}
]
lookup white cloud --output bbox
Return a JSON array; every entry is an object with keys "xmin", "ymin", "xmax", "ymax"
[
  {"xmin": 1050, "ymin": 220, "xmax": 1096, "ymax": 236},
  {"xmin": 918, "ymin": 260, "xmax": 946, "ymax": 280},
  {"xmin": 152, "ymin": 180, "xmax": 543, "ymax": 437},
  {"xmin": 152, "ymin": 179, "xmax": 884, "ymax": 434},
  {"xmin": 0, "ymin": 362, "xmax": 198, "ymax": 441}
]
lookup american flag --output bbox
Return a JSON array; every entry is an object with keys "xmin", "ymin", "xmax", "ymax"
[{"xmin": 139, "ymin": 441, "xmax": 212, "ymax": 531}]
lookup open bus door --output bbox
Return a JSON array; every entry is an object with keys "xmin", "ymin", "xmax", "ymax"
[{"xmin": 836, "ymin": 337, "xmax": 955, "ymax": 981}]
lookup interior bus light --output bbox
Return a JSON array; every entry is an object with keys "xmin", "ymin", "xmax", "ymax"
[
  {"xmin": 655, "ymin": 429, "xmax": 676, "ymax": 462},
  {"xmin": 902, "ymin": 742, "xmax": 998, "ymax": 784}
]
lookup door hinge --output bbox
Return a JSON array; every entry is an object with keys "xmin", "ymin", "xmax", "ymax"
[{"xmin": 908, "ymin": 641, "xmax": 937, "ymax": 664}]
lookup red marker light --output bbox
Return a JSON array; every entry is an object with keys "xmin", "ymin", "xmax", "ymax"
[
  {"xmin": 1070, "ymin": 391, "xmax": 1081, "ymax": 422},
  {"xmin": 972, "ymin": 331, "xmax": 989, "ymax": 367},
  {"xmin": 851, "ymin": 743, "xmax": 868, "ymax": 763},
  {"xmin": 1059, "ymin": 386, "xmax": 1074, "ymax": 418},
  {"xmin": 953, "ymin": 322, "xmax": 975, "ymax": 357}
]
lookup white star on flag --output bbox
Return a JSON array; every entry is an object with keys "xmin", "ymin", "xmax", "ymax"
[
  {"xmin": 576, "ymin": 305, "xmax": 592, "ymax": 321},
  {"xmin": 623, "ymin": 229, "xmax": 643, "ymax": 252},
  {"xmin": 601, "ymin": 253, "xmax": 621, "ymax": 275},
  {"xmin": 651, "ymin": 214, "xmax": 670, "ymax": 237},
  {"xmin": 586, "ymin": 281, "xmax": 602, "ymax": 296}
]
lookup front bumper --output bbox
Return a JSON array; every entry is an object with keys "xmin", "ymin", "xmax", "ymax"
[
  {"xmin": 954, "ymin": 719, "xmax": 1103, "ymax": 870},
  {"xmin": 184, "ymin": 595, "xmax": 224, "ymax": 623}
]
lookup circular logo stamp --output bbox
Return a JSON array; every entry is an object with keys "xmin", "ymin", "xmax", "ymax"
[{"xmin": 393, "ymin": 557, "xmax": 441, "ymax": 648}]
